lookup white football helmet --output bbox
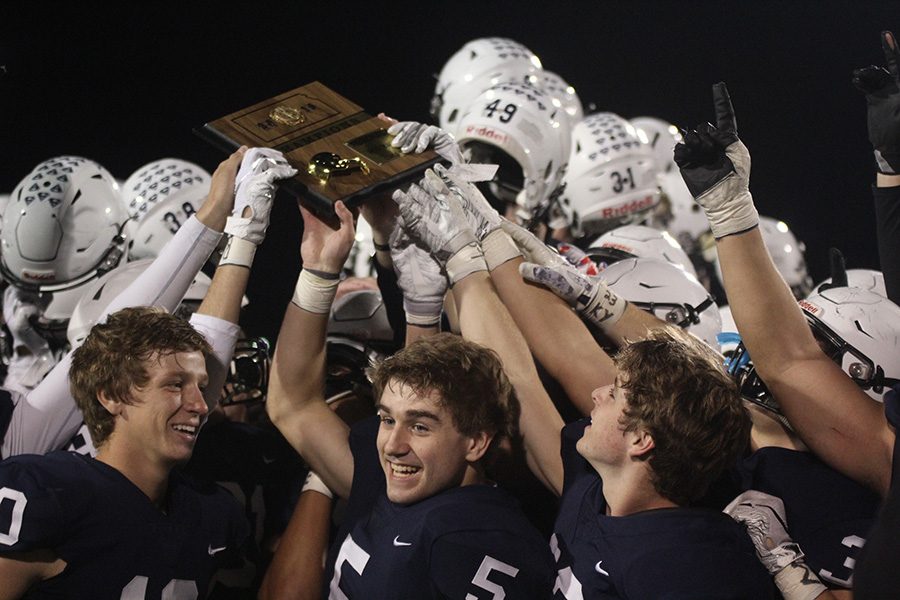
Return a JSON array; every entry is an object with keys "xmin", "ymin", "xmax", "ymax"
[
  {"xmin": 656, "ymin": 169, "xmax": 711, "ymax": 254},
  {"xmin": 121, "ymin": 158, "xmax": 211, "ymax": 261},
  {"xmin": 587, "ymin": 224, "xmax": 697, "ymax": 277},
  {"xmin": 325, "ymin": 290, "xmax": 395, "ymax": 403},
  {"xmin": 430, "ymin": 37, "xmax": 543, "ymax": 137},
  {"xmin": 537, "ymin": 70, "xmax": 583, "ymax": 128},
  {"xmin": 1, "ymin": 156, "xmax": 128, "ymax": 292},
  {"xmin": 601, "ymin": 257, "xmax": 721, "ymax": 348},
  {"xmin": 456, "ymin": 82, "xmax": 571, "ymax": 223},
  {"xmin": 730, "ymin": 287, "xmax": 900, "ymax": 411},
  {"xmin": 66, "ymin": 259, "xmax": 212, "ymax": 347},
  {"xmin": 558, "ymin": 113, "xmax": 660, "ymax": 237},
  {"xmin": 714, "ymin": 216, "xmax": 812, "ymax": 300},
  {"xmin": 0, "ymin": 193, "xmax": 9, "ymax": 230},
  {"xmin": 631, "ymin": 116, "xmax": 682, "ymax": 174},
  {"xmin": 815, "ymin": 269, "xmax": 886, "ymax": 298}
]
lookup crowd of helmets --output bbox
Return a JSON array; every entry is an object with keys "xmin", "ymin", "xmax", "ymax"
[{"xmin": 0, "ymin": 36, "xmax": 898, "ymax": 591}]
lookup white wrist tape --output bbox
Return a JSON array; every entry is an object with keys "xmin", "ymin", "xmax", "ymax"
[
  {"xmin": 445, "ymin": 243, "xmax": 488, "ymax": 285},
  {"xmin": 291, "ymin": 269, "xmax": 339, "ymax": 313},
  {"xmin": 582, "ymin": 283, "xmax": 628, "ymax": 331},
  {"xmin": 481, "ymin": 228, "xmax": 522, "ymax": 271},
  {"xmin": 301, "ymin": 471, "xmax": 334, "ymax": 500},
  {"xmin": 218, "ymin": 236, "xmax": 258, "ymax": 268},
  {"xmin": 773, "ymin": 563, "xmax": 827, "ymax": 600}
]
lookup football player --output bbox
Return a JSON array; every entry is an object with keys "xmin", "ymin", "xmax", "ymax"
[
  {"xmin": 0, "ymin": 146, "xmax": 296, "ymax": 597},
  {"xmin": 266, "ymin": 194, "xmax": 555, "ymax": 598},
  {"xmin": 393, "ymin": 168, "xmax": 773, "ymax": 598},
  {"xmin": 674, "ymin": 81, "xmax": 896, "ymax": 597}
]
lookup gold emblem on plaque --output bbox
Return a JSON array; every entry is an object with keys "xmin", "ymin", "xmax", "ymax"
[
  {"xmin": 269, "ymin": 105, "xmax": 305, "ymax": 126},
  {"xmin": 308, "ymin": 152, "xmax": 370, "ymax": 184}
]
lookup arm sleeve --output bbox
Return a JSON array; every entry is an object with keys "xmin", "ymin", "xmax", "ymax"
[
  {"xmin": 873, "ymin": 185, "xmax": 900, "ymax": 304},
  {"xmin": 188, "ymin": 313, "xmax": 241, "ymax": 410},
  {"xmin": 1, "ymin": 216, "xmax": 222, "ymax": 458},
  {"xmin": 373, "ymin": 258, "xmax": 405, "ymax": 349}
]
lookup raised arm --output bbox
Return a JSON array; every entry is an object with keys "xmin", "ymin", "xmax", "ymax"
[
  {"xmin": 675, "ymin": 82, "xmax": 893, "ymax": 495},
  {"xmin": 854, "ymin": 30, "xmax": 900, "ymax": 303},
  {"xmin": 190, "ymin": 148, "xmax": 297, "ymax": 408},
  {"xmin": 394, "ymin": 170, "xmax": 564, "ymax": 495},
  {"xmin": 266, "ymin": 201, "xmax": 356, "ymax": 499}
]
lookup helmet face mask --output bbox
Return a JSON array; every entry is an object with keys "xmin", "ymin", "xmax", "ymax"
[{"xmin": 223, "ymin": 337, "xmax": 271, "ymax": 406}]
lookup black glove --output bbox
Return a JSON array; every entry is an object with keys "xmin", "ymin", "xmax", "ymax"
[
  {"xmin": 673, "ymin": 82, "xmax": 758, "ymax": 239},
  {"xmin": 853, "ymin": 31, "xmax": 900, "ymax": 175}
]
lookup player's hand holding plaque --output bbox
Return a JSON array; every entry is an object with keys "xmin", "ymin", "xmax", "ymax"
[{"xmin": 197, "ymin": 82, "xmax": 440, "ymax": 217}]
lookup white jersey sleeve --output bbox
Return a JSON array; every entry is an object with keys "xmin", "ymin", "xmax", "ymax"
[{"xmin": 189, "ymin": 312, "xmax": 241, "ymax": 410}]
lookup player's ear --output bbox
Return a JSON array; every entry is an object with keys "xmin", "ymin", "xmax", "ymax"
[
  {"xmin": 465, "ymin": 431, "xmax": 493, "ymax": 463},
  {"xmin": 97, "ymin": 390, "xmax": 124, "ymax": 416},
  {"xmin": 628, "ymin": 429, "xmax": 655, "ymax": 459}
]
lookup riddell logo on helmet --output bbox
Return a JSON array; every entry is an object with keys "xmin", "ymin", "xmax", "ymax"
[
  {"xmin": 21, "ymin": 270, "xmax": 56, "ymax": 282},
  {"xmin": 600, "ymin": 196, "xmax": 655, "ymax": 219},
  {"xmin": 464, "ymin": 126, "xmax": 508, "ymax": 145},
  {"xmin": 798, "ymin": 300, "xmax": 822, "ymax": 316}
]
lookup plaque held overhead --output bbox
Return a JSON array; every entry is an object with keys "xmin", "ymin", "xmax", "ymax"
[{"xmin": 195, "ymin": 81, "xmax": 440, "ymax": 218}]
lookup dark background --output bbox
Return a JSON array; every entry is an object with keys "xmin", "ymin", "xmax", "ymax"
[{"xmin": 3, "ymin": 1, "xmax": 900, "ymax": 341}]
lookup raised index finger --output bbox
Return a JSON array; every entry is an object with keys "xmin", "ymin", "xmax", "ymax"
[
  {"xmin": 882, "ymin": 31, "xmax": 900, "ymax": 82},
  {"xmin": 712, "ymin": 82, "xmax": 737, "ymax": 137}
]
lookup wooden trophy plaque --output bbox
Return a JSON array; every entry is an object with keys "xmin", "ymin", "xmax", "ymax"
[{"xmin": 196, "ymin": 82, "xmax": 440, "ymax": 217}]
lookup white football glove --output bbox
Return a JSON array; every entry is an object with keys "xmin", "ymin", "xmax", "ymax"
[
  {"xmin": 390, "ymin": 216, "xmax": 448, "ymax": 326},
  {"xmin": 229, "ymin": 148, "xmax": 297, "ymax": 243},
  {"xmin": 393, "ymin": 170, "xmax": 486, "ymax": 285},
  {"xmin": 388, "ymin": 121, "xmax": 464, "ymax": 165}
]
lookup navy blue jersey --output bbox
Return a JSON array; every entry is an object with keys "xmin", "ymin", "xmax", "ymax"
[
  {"xmin": 325, "ymin": 416, "xmax": 554, "ymax": 599},
  {"xmin": 0, "ymin": 451, "xmax": 248, "ymax": 599},
  {"xmin": 183, "ymin": 418, "xmax": 307, "ymax": 597},
  {"xmin": 737, "ymin": 446, "xmax": 879, "ymax": 588},
  {"xmin": 553, "ymin": 420, "xmax": 774, "ymax": 599}
]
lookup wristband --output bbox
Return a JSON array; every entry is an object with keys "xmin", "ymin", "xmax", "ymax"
[
  {"xmin": 291, "ymin": 269, "xmax": 340, "ymax": 313},
  {"xmin": 301, "ymin": 471, "xmax": 334, "ymax": 500},
  {"xmin": 582, "ymin": 283, "xmax": 628, "ymax": 331},
  {"xmin": 445, "ymin": 243, "xmax": 488, "ymax": 285},
  {"xmin": 773, "ymin": 562, "xmax": 828, "ymax": 600},
  {"xmin": 218, "ymin": 236, "xmax": 258, "ymax": 268},
  {"xmin": 373, "ymin": 241, "xmax": 391, "ymax": 252},
  {"xmin": 481, "ymin": 228, "xmax": 522, "ymax": 271}
]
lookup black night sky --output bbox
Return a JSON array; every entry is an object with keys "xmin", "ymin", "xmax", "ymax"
[{"xmin": 3, "ymin": 1, "xmax": 900, "ymax": 341}]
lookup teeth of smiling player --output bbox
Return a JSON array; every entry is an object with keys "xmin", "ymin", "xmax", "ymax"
[
  {"xmin": 391, "ymin": 464, "xmax": 420, "ymax": 475},
  {"xmin": 172, "ymin": 424, "xmax": 196, "ymax": 434}
]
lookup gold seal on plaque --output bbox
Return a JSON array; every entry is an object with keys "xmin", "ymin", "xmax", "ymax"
[
  {"xmin": 307, "ymin": 152, "xmax": 370, "ymax": 184},
  {"xmin": 269, "ymin": 105, "xmax": 305, "ymax": 126}
]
